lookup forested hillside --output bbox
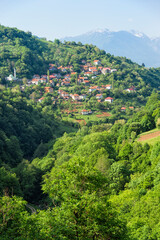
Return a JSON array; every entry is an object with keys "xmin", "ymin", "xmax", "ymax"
[{"xmin": 0, "ymin": 25, "xmax": 160, "ymax": 239}]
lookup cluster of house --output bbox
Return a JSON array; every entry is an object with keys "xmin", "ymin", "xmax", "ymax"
[
  {"xmin": 31, "ymin": 60, "xmax": 135, "ymax": 114},
  {"xmin": 28, "ymin": 60, "xmax": 118, "ymax": 111},
  {"xmin": 121, "ymin": 106, "xmax": 134, "ymax": 111},
  {"xmin": 31, "ymin": 74, "xmax": 55, "ymax": 85},
  {"xmin": 6, "ymin": 59, "xmax": 135, "ymax": 115},
  {"xmin": 57, "ymin": 89, "xmax": 87, "ymax": 101},
  {"xmin": 29, "ymin": 59, "xmax": 117, "ymax": 87},
  {"xmin": 57, "ymin": 85, "xmax": 114, "ymax": 103},
  {"xmin": 82, "ymin": 60, "xmax": 117, "ymax": 75},
  {"xmin": 78, "ymin": 60, "xmax": 117, "ymax": 82}
]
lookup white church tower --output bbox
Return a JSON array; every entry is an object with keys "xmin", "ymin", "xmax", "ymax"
[
  {"xmin": 14, "ymin": 67, "xmax": 16, "ymax": 79},
  {"xmin": 6, "ymin": 68, "xmax": 18, "ymax": 81}
]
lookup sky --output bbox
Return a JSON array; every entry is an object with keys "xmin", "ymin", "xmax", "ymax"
[{"xmin": 0, "ymin": 0, "xmax": 160, "ymax": 40}]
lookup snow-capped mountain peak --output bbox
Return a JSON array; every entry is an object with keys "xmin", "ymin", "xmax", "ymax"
[{"xmin": 130, "ymin": 30, "xmax": 145, "ymax": 38}]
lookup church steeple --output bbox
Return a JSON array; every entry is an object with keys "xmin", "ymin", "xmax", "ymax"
[{"xmin": 14, "ymin": 67, "xmax": 16, "ymax": 78}]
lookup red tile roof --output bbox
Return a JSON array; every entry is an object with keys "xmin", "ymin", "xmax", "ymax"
[{"xmin": 105, "ymin": 97, "xmax": 113, "ymax": 100}]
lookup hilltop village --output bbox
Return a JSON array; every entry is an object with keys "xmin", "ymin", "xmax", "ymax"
[
  {"xmin": 32, "ymin": 60, "xmax": 118, "ymax": 108},
  {"xmin": 6, "ymin": 58, "xmax": 139, "ymax": 124}
]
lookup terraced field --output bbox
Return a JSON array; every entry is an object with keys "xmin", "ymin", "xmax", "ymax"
[{"xmin": 137, "ymin": 129, "xmax": 160, "ymax": 145}]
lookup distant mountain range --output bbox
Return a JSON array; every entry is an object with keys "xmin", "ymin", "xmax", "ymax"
[{"xmin": 61, "ymin": 29, "xmax": 160, "ymax": 68}]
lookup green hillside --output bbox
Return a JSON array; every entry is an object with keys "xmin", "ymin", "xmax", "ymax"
[
  {"xmin": 0, "ymin": 25, "xmax": 160, "ymax": 118},
  {"xmin": 0, "ymin": 25, "xmax": 160, "ymax": 239},
  {"xmin": 0, "ymin": 24, "xmax": 160, "ymax": 88}
]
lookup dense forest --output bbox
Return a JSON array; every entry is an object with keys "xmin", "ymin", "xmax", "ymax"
[{"xmin": 0, "ymin": 25, "xmax": 160, "ymax": 239}]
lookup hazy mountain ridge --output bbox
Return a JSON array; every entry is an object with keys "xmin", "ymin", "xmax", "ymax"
[{"xmin": 61, "ymin": 29, "xmax": 160, "ymax": 67}]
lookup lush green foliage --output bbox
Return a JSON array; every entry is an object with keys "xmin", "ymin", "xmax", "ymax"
[
  {"xmin": 0, "ymin": 25, "xmax": 160, "ymax": 239},
  {"xmin": 0, "ymin": 87, "xmax": 77, "ymax": 166},
  {"xmin": 42, "ymin": 157, "xmax": 127, "ymax": 239}
]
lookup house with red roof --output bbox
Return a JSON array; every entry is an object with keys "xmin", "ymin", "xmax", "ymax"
[
  {"xmin": 58, "ymin": 89, "xmax": 69, "ymax": 97},
  {"xmin": 83, "ymin": 65, "xmax": 89, "ymax": 71},
  {"xmin": 92, "ymin": 70, "xmax": 99, "ymax": 75},
  {"xmin": 31, "ymin": 78, "xmax": 40, "ymax": 85},
  {"xmin": 102, "ymin": 68, "xmax": 111, "ymax": 74},
  {"xmin": 49, "ymin": 64, "xmax": 57, "ymax": 71},
  {"xmin": 125, "ymin": 87, "xmax": 136, "ymax": 93},
  {"xmin": 89, "ymin": 66, "xmax": 98, "ymax": 72},
  {"xmin": 45, "ymin": 87, "xmax": 53, "ymax": 93},
  {"xmin": 61, "ymin": 67, "xmax": 67, "ymax": 73},
  {"xmin": 63, "ymin": 96, "xmax": 70, "ymax": 100},
  {"xmin": 84, "ymin": 72, "xmax": 92, "ymax": 76},
  {"xmin": 49, "ymin": 80, "xmax": 55, "ymax": 86},
  {"xmin": 71, "ymin": 94, "xmax": 79, "ymax": 101},
  {"xmin": 38, "ymin": 97, "xmax": 45, "ymax": 103},
  {"xmin": 40, "ymin": 78, "xmax": 47, "ymax": 83},
  {"xmin": 56, "ymin": 83, "xmax": 61, "ymax": 87},
  {"xmin": 83, "ymin": 80, "xmax": 90, "ymax": 86},
  {"xmin": 89, "ymin": 86, "xmax": 100, "ymax": 92},
  {"xmin": 79, "ymin": 94, "xmax": 87, "ymax": 100},
  {"xmin": 121, "ymin": 107, "xmax": 126, "ymax": 111},
  {"xmin": 61, "ymin": 92, "xmax": 69, "ymax": 98},
  {"xmin": 96, "ymin": 94, "xmax": 103, "ymax": 100},
  {"xmin": 94, "ymin": 60, "xmax": 101, "ymax": 65},
  {"xmin": 81, "ymin": 109, "xmax": 92, "ymax": 115},
  {"xmin": 62, "ymin": 81, "xmax": 70, "ymax": 86},
  {"xmin": 105, "ymin": 97, "xmax": 113, "ymax": 103},
  {"xmin": 57, "ymin": 66, "xmax": 63, "ymax": 70},
  {"xmin": 71, "ymin": 72, "xmax": 77, "ymax": 75},
  {"xmin": 98, "ymin": 66, "xmax": 103, "ymax": 71},
  {"xmin": 105, "ymin": 84, "xmax": 112, "ymax": 90},
  {"xmin": 77, "ymin": 78, "xmax": 84, "ymax": 84},
  {"xmin": 49, "ymin": 75, "xmax": 56, "ymax": 79},
  {"xmin": 64, "ymin": 74, "xmax": 71, "ymax": 80},
  {"xmin": 58, "ymin": 89, "xmax": 64, "ymax": 94}
]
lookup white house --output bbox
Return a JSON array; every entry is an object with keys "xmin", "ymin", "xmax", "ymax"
[
  {"xmin": 89, "ymin": 86, "xmax": 100, "ymax": 92},
  {"xmin": 96, "ymin": 94, "xmax": 103, "ymax": 100},
  {"xmin": 121, "ymin": 107, "xmax": 126, "ymax": 112},
  {"xmin": 61, "ymin": 92, "xmax": 69, "ymax": 98},
  {"xmin": 79, "ymin": 94, "xmax": 87, "ymax": 100},
  {"xmin": 71, "ymin": 94, "xmax": 79, "ymax": 100},
  {"xmin": 105, "ymin": 97, "xmax": 113, "ymax": 103},
  {"xmin": 84, "ymin": 72, "xmax": 92, "ymax": 76},
  {"xmin": 38, "ymin": 97, "xmax": 45, "ymax": 103},
  {"xmin": 93, "ymin": 60, "xmax": 101, "ymax": 65},
  {"xmin": 110, "ymin": 69, "xmax": 117, "ymax": 73},
  {"xmin": 105, "ymin": 84, "xmax": 112, "ymax": 90},
  {"xmin": 81, "ymin": 109, "xmax": 92, "ymax": 115},
  {"xmin": 40, "ymin": 78, "xmax": 47, "ymax": 83},
  {"xmin": 102, "ymin": 68, "xmax": 111, "ymax": 74},
  {"xmin": 31, "ymin": 78, "xmax": 40, "ymax": 85},
  {"xmin": 125, "ymin": 87, "xmax": 136, "ymax": 93}
]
